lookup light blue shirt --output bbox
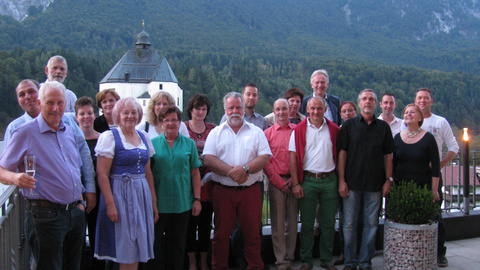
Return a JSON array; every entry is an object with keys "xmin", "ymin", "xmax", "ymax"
[
  {"xmin": 0, "ymin": 115, "xmax": 84, "ymax": 204},
  {"xmin": 4, "ymin": 112, "xmax": 96, "ymax": 193}
]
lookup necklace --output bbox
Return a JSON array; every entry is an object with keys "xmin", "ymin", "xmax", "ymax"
[
  {"xmin": 406, "ymin": 128, "xmax": 421, "ymax": 138},
  {"xmin": 189, "ymin": 120, "xmax": 205, "ymax": 134},
  {"xmin": 166, "ymin": 139, "xmax": 175, "ymax": 143}
]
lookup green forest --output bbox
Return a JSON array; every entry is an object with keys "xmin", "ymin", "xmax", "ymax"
[
  {"xmin": 0, "ymin": 47, "xmax": 478, "ymax": 148},
  {"xmin": 1, "ymin": 0, "xmax": 479, "ymax": 148}
]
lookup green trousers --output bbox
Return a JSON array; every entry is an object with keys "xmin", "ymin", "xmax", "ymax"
[{"xmin": 298, "ymin": 173, "xmax": 338, "ymax": 265}]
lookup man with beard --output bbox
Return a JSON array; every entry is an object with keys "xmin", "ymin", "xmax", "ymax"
[
  {"xmin": 300, "ymin": 70, "xmax": 341, "ymax": 126},
  {"xmin": 220, "ymin": 83, "xmax": 268, "ymax": 130},
  {"xmin": 337, "ymin": 89, "xmax": 394, "ymax": 270},
  {"xmin": 219, "ymin": 83, "xmax": 269, "ymax": 269},
  {"xmin": 204, "ymin": 92, "xmax": 272, "ymax": 270},
  {"xmin": 44, "ymin": 55, "xmax": 77, "ymax": 112}
]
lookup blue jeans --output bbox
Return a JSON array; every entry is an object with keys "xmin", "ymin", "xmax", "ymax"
[
  {"xmin": 29, "ymin": 206, "xmax": 86, "ymax": 270},
  {"xmin": 343, "ymin": 190, "xmax": 381, "ymax": 268}
]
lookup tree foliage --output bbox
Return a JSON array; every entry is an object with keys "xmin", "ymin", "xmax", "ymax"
[{"xmin": 1, "ymin": 48, "xmax": 479, "ymax": 148}]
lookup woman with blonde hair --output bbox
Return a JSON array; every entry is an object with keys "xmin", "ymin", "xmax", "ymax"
[
  {"xmin": 137, "ymin": 91, "xmax": 189, "ymax": 139},
  {"xmin": 393, "ymin": 103, "xmax": 440, "ymax": 199}
]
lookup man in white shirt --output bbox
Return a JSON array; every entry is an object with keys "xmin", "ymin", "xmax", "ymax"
[
  {"xmin": 378, "ymin": 93, "xmax": 402, "ymax": 137},
  {"xmin": 290, "ymin": 97, "xmax": 340, "ymax": 270},
  {"xmin": 203, "ymin": 92, "xmax": 271, "ymax": 270},
  {"xmin": 415, "ymin": 88, "xmax": 459, "ymax": 267},
  {"xmin": 219, "ymin": 84, "xmax": 269, "ymax": 269},
  {"xmin": 44, "ymin": 55, "xmax": 77, "ymax": 112},
  {"xmin": 220, "ymin": 83, "xmax": 268, "ymax": 130}
]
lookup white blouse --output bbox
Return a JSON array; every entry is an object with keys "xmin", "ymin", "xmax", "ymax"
[{"xmin": 95, "ymin": 128, "xmax": 155, "ymax": 159}]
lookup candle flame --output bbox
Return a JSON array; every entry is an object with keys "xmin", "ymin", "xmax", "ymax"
[{"xmin": 463, "ymin": 128, "xmax": 469, "ymax": 141}]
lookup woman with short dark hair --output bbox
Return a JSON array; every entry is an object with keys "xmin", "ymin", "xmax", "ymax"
[
  {"xmin": 265, "ymin": 87, "xmax": 306, "ymax": 126},
  {"xmin": 149, "ymin": 105, "xmax": 202, "ymax": 270},
  {"xmin": 184, "ymin": 95, "xmax": 216, "ymax": 270}
]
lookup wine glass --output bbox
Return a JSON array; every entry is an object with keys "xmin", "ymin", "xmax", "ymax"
[{"xmin": 24, "ymin": 155, "xmax": 36, "ymax": 195}]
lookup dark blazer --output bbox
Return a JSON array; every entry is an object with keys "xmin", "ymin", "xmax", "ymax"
[{"xmin": 300, "ymin": 93, "xmax": 341, "ymax": 126}]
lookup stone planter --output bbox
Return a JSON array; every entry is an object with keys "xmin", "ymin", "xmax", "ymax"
[{"xmin": 384, "ymin": 219, "xmax": 438, "ymax": 270}]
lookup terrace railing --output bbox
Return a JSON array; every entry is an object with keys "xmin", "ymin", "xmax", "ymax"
[
  {"xmin": 1, "ymin": 151, "xmax": 479, "ymax": 268},
  {"xmin": 0, "ymin": 186, "xmax": 30, "ymax": 270}
]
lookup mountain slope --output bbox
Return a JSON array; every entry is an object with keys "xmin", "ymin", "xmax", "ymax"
[{"xmin": 0, "ymin": 0, "xmax": 479, "ymax": 73}]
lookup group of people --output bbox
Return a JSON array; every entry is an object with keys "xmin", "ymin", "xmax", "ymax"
[{"xmin": 0, "ymin": 57, "xmax": 459, "ymax": 270}]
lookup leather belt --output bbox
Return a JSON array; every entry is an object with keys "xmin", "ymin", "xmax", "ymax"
[
  {"xmin": 303, "ymin": 170, "xmax": 334, "ymax": 179},
  {"xmin": 279, "ymin": 174, "xmax": 291, "ymax": 178},
  {"xmin": 28, "ymin": 199, "xmax": 79, "ymax": 210},
  {"xmin": 215, "ymin": 182, "xmax": 256, "ymax": 189}
]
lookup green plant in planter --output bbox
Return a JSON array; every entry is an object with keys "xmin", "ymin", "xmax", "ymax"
[{"xmin": 386, "ymin": 180, "xmax": 440, "ymax": 225}]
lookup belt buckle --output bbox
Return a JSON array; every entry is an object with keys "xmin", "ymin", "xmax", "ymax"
[{"xmin": 65, "ymin": 202, "xmax": 76, "ymax": 210}]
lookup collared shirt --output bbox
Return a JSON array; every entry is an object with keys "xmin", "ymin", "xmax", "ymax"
[
  {"xmin": 0, "ymin": 115, "xmax": 84, "ymax": 204},
  {"xmin": 151, "ymin": 134, "xmax": 202, "ymax": 213},
  {"xmin": 203, "ymin": 121, "xmax": 272, "ymax": 187},
  {"xmin": 378, "ymin": 114, "xmax": 402, "ymax": 137},
  {"xmin": 220, "ymin": 111, "xmax": 269, "ymax": 131},
  {"xmin": 4, "ymin": 112, "xmax": 96, "ymax": 193},
  {"xmin": 289, "ymin": 118, "xmax": 335, "ymax": 173},
  {"xmin": 264, "ymin": 122, "xmax": 295, "ymax": 189},
  {"xmin": 338, "ymin": 114, "xmax": 395, "ymax": 192}
]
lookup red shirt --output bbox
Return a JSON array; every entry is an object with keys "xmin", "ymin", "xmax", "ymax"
[{"xmin": 264, "ymin": 122, "xmax": 296, "ymax": 189}]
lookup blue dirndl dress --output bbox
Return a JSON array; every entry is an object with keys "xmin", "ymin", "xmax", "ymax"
[{"xmin": 94, "ymin": 129, "xmax": 155, "ymax": 263}]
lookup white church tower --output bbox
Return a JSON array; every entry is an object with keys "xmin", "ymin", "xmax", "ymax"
[{"xmin": 98, "ymin": 25, "xmax": 183, "ymax": 117}]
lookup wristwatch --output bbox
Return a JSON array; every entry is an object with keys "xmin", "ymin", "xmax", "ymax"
[
  {"xmin": 193, "ymin": 197, "xmax": 201, "ymax": 202},
  {"xmin": 243, "ymin": 165, "xmax": 250, "ymax": 174},
  {"xmin": 386, "ymin": 177, "xmax": 394, "ymax": 182}
]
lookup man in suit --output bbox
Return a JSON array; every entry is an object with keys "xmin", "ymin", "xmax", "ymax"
[{"xmin": 299, "ymin": 69, "xmax": 341, "ymax": 126}]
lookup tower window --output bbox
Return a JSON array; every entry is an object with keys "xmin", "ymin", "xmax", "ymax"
[{"xmin": 159, "ymin": 84, "xmax": 163, "ymax": 90}]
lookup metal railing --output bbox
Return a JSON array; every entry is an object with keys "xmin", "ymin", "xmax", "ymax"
[
  {"xmin": 0, "ymin": 186, "xmax": 30, "ymax": 270},
  {"xmin": 442, "ymin": 151, "xmax": 480, "ymax": 212},
  {"xmin": 262, "ymin": 151, "xmax": 480, "ymax": 225},
  {"xmin": 1, "ymin": 152, "xmax": 479, "ymax": 268}
]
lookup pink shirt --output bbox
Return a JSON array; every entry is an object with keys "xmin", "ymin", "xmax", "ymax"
[{"xmin": 264, "ymin": 122, "xmax": 296, "ymax": 189}]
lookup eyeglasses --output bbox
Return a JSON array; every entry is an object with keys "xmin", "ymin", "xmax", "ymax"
[{"xmin": 162, "ymin": 119, "xmax": 179, "ymax": 124}]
